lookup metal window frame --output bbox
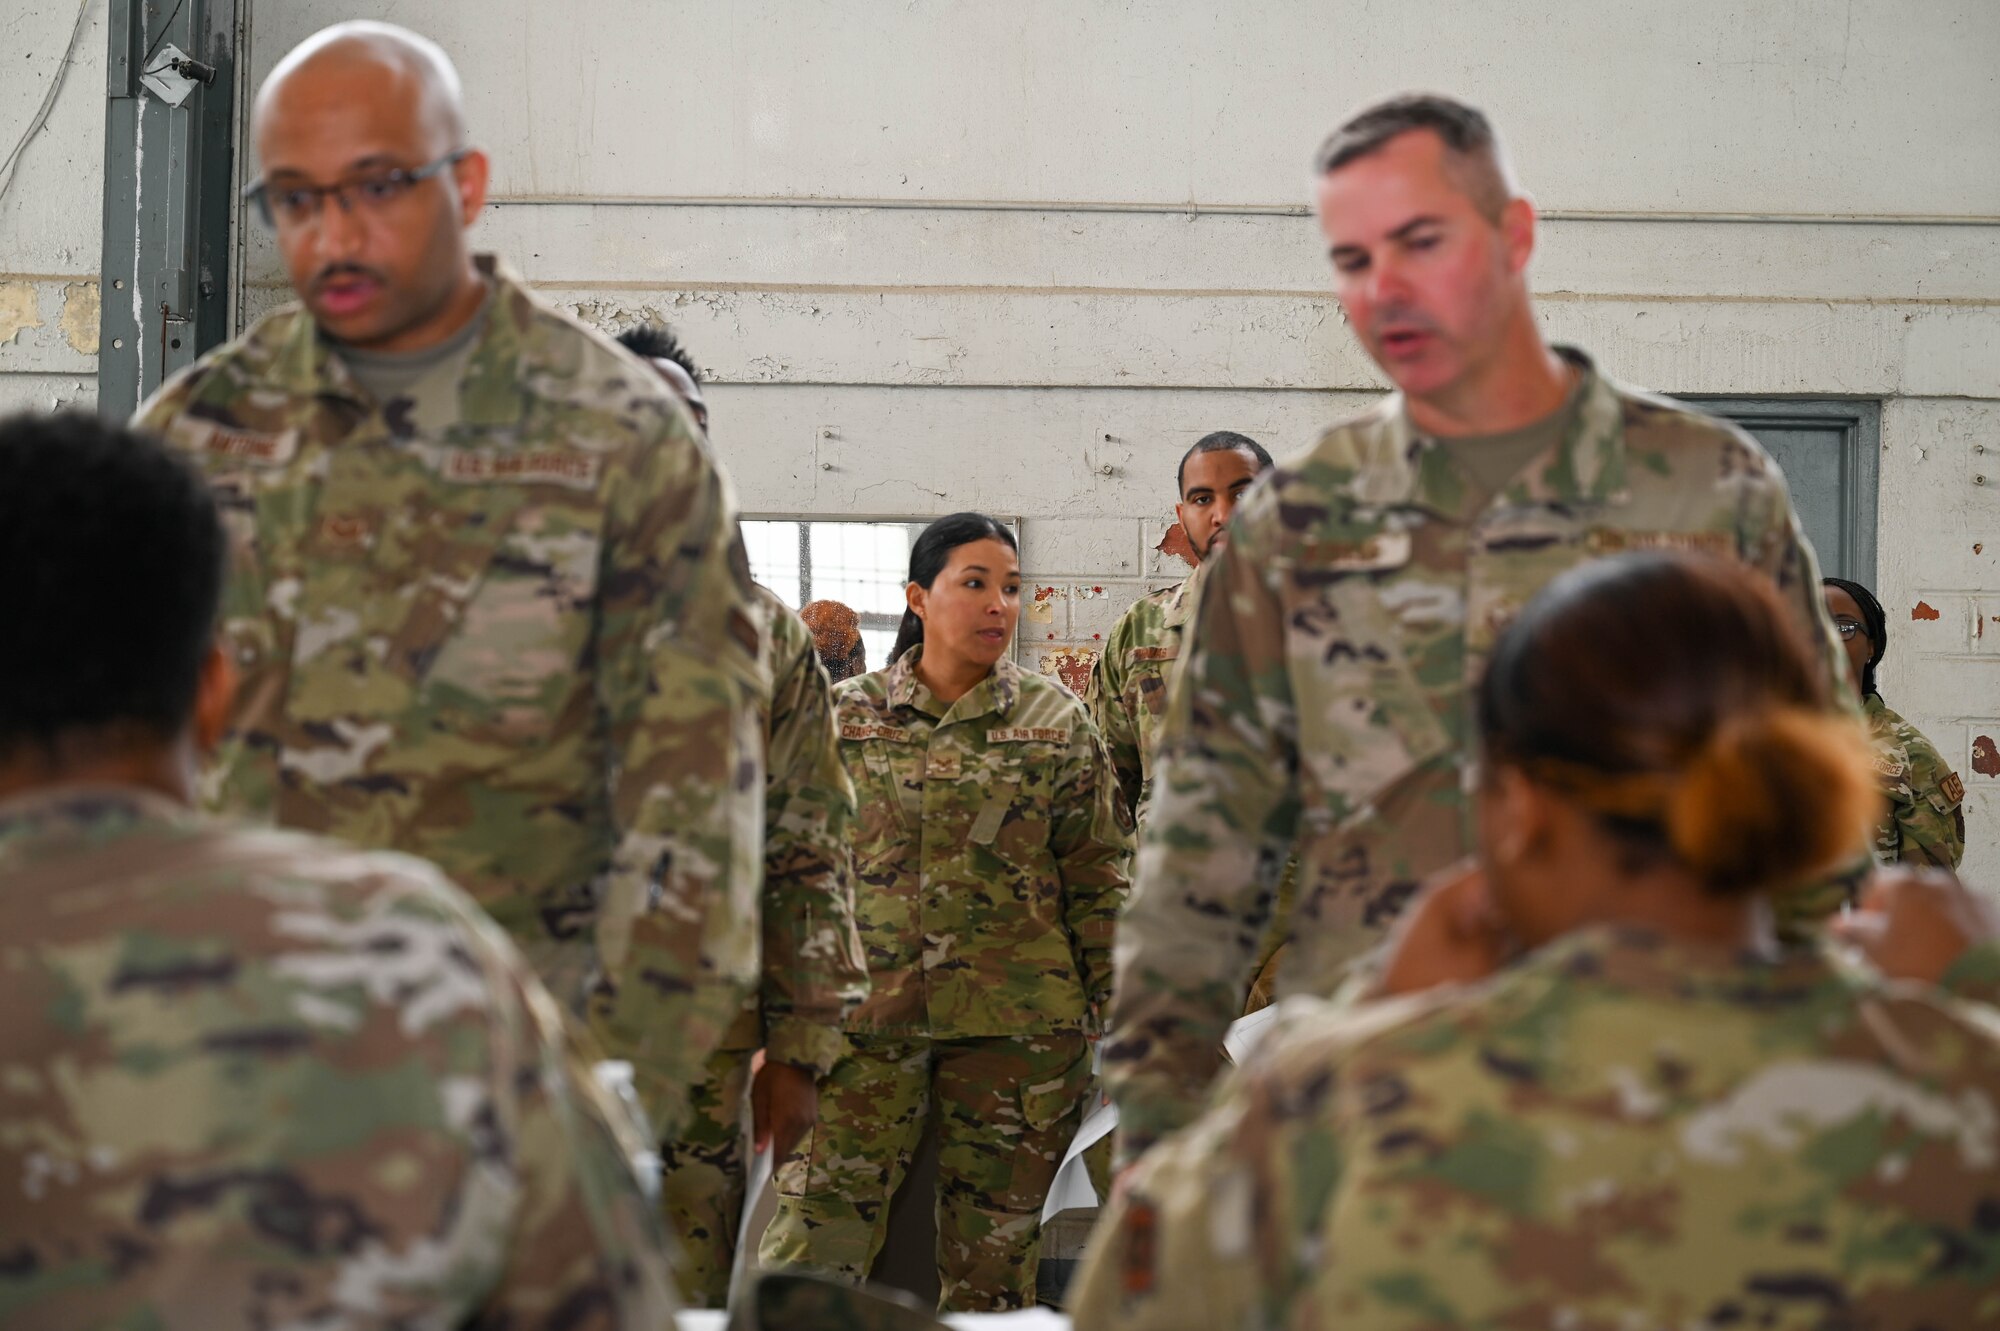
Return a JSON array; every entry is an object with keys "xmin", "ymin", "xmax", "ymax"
[
  {"xmin": 1685, "ymin": 397, "xmax": 1881, "ymax": 587},
  {"xmin": 747, "ymin": 513, "xmax": 1023, "ymax": 635},
  {"xmin": 98, "ymin": 0, "xmax": 244, "ymax": 420}
]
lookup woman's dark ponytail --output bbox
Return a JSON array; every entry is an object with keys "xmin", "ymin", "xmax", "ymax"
[
  {"xmin": 890, "ymin": 607, "xmax": 925, "ymax": 666},
  {"xmin": 890, "ymin": 512, "xmax": 1017, "ymax": 666}
]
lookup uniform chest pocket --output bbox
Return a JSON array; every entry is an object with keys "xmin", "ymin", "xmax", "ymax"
[
  {"xmin": 1279, "ymin": 570, "xmax": 1451, "ymax": 826},
  {"xmin": 971, "ymin": 747, "xmax": 1059, "ymax": 877},
  {"xmin": 855, "ymin": 744, "xmax": 920, "ymax": 860}
]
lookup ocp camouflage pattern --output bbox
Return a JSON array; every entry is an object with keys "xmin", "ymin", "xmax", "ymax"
[
  {"xmin": 1076, "ymin": 925, "xmax": 2000, "ymax": 1329},
  {"xmin": 1104, "ymin": 347, "xmax": 1855, "ymax": 1155},
  {"xmin": 1093, "ymin": 568, "xmax": 1296, "ymax": 1008},
  {"xmin": 735, "ymin": 587, "xmax": 870, "ymax": 1071},
  {"xmin": 834, "ymin": 648, "xmax": 1131, "ymax": 1037},
  {"xmin": 1090, "ymin": 575, "xmax": 1194, "ymax": 825},
  {"xmin": 659, "ymin": 1045, "xmax": 755, "ymax": 1306},
  {"xmin": 134, "ymin": 254, "xmax": 767, "ymax": 1133},
  {"xmin": 0, "ymin": 786, "xmax": 677, "ymax": 1329},
  {"xmin": 762, "ymin": 1030, "xmax": 1093, "ymax": 1310},
  {"xmin": 659, "ymin": 590, "xmax": 870, "ymax": 1302},
  {"xmin": 1866, "ymin": 693, "xmax": 1966, "ymax": 868}
]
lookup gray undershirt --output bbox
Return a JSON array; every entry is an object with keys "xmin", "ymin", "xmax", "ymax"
[
  {"xmin": 334, "ymin": 282, "xmax": 492, "ymax": 406},
  {"xmin": 1434, "ymin": 375, "xmax": 1585, "ymax": 512}
]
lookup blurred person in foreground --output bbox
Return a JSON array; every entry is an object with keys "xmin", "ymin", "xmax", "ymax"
[
  {"xmin": 132, "ymin": 21, "xmax": 766, "ymax": 1137},
  {"xmin": 1824, "ymin": 576, "xmax": 1965, "ymax": 867},
  {"xmin": 1102, "ymin": 91, "xmax": 1854, "ymax": 1168},
  {"xmin": 1074, "ymin": 552, "xmax": 2000, "ymax": 1329},
  {"xmin": 0, "ymin": 413, "xmax": 676, "ymax": 1329},
  {"xmin": 620, "ymin": 323, "xmax": 872, "ymax": 1306}
]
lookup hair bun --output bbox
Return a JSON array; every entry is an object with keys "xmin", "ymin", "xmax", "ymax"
[{"xmin": 1665, "ymin": 708, "xmax": 1880, "ymax": 894}]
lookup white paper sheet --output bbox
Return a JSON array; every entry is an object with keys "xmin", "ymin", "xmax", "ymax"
[
  {"xmin": 724, "ymin": 1140, "xmax": 776, "ymax": 1310},
  {"xmin": 944, "ymin": 1310, "xmax": 1074, "ymax": 1329},
  {"xmin": 1039, "ymin": 1007, "xmax": 1284, "ymax": 1223}
]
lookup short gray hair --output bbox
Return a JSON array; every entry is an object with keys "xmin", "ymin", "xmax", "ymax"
[{"xmin": 1314, "ymin": 92, "xmax": 1517, "ymax": 222}]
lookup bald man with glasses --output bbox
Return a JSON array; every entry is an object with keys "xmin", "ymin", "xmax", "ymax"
[{"xmin": 136, "ymin": 20, "xmax": 768, "ymax": 1140}]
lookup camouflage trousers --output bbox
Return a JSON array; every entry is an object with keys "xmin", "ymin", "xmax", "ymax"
[
  {"xmin": 658, "ymin": 1045, "xmax": 754, "ymax": 1307},
  {"xmin": 759, "ymin": 1031, "xmax": 1092, "ymax": 1312}
]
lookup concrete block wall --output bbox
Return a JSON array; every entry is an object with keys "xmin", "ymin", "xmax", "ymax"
[
  {"xmin": 9, "ymin": 0, "xmax": 1999, "ymax": 873},
  {"xmin": 1020, "ymin": 518, "xmax": 1185, "ymax": 694},
  {"xmin": 0, "ymin": 0, "xmax": 106, "ymax": 417}
]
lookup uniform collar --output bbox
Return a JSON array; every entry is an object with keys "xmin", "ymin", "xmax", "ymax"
[
  {"xmin": 885, "ymin": 645, "xmax": 1021, "ymax": 723},
  {"xmin": 1160, "ymin": 561, "xmax": 1207, "ymax": 631},
  {"xmin": 0, "ymin": 783, "xmax": 196, "ymax": 858},
  {"xmin": 1525, "ymin": 921, "xmax": 1833, "ymax": 1006},
  {"xmin": 1359, "ymin": 345, "xmax": 1631, "ymax": 519},
  {"xmin": 268, "ymin": 253, "xmax": 536, "ymax": 428}
]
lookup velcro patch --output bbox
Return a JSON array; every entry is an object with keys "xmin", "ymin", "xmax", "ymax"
[
  {"xmin": 928, "ymin": 750, "xmax": 963, "ymax": 780},
  {"xmin": 436, "ymin": 449, "xmax": 603, "ymax": 489},
  {"xmin": 841, "ymin": 723, "xmax": 917, "ymax": 743},
  {"xmin": 1131, "ymin": 645, "xmax": 1179, "ymax": 663},
  {"xmin": 1585, "ymin": 528, "xmax": 1734, "ymax": 558},
  {"xmin": 317, "ymin": 513, "xmax": 373, "ymax": 549},
  {"xmin": 1942, "ymin": 770, "xmax": 1966, "ymax": 805},
  {"xmin": 989, "ymin": 726, "xmax": 1069, "ymax": 744},
  {"xmin": 186, "ymin": 420, "xmax": 298, "ymax": 465},
  {"xmin": 1120, "ymin": 1196, "xmax": 1159, "ymax": 1297}
]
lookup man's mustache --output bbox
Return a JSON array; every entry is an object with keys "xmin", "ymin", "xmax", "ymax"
[
  {"xmin": 1369, "ymin": 304, "xmax": 1440, "ymax": 337},
  {"xmin": 310, "ymin": 262, "xmax": 389, "ymax": 293}
]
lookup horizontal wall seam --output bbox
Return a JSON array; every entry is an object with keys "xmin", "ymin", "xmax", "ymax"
[
  {"xmin": 479, "ymin": 196, "xmax": 2000, "ymax": 227},
  {"xmin": 234, "ymin": 277, "xmax": 2000, "ymax": 307}
]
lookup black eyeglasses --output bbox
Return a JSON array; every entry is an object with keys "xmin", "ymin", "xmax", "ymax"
[
  {"xmin": 1833, "ymin": 617, "xmax": 1868, "ymax": 640},
  {"xmin": 243, "ymin": 149, "xmax": 468, "ymax": 229}
]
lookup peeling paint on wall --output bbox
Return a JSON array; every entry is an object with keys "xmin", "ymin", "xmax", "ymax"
[
  {"xmin": 1038, "ymin": 646, "xmax": 1097, "ymax": 695},
  {"xmin": 0, "ymin": 283, "xmax": 44, "ymax": 346},
  {"xmin": 1154, "ymin": 521, "xmax": 1197, "ymax": 568},
  {"xmin": 1027, "ymin": 585, "xmax": 1064, "ymax": 626},
  {"xmin": 60, "ymin": 281, "xmax": 99, "ymax": 355},
  {"xmin": 1973, "ymin": 736, "xmax": 2000, "ymax": 779},
  {"xmin": 1912, "ymin": 600, "xmax": 1941, "ymax": 621}
]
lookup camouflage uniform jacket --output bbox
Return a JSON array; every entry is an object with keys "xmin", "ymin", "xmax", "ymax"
[
  {"xmin": 1089, "ymin": 568, "xmax": 1203, "ymax": 823},
  {"xmin": 133, "ymin": 255, "xmax": 767, "ymax": 1131},
  {"xmin": 1075, "ymin": 924, "xmax": 2000, "ymax": 1330},
  {"xmin": 1867, "ymin": 693, "xmax": 1966, "ymax": 868},
  {"xmin": 836, "ymin": 647, "xmax": 1132, "ymax": 1037},
  {"xmin": 716, "ymin": 587, "xmax": 871, "ymax": 1074},
  {"xmin": 1104, "ymin": 347, "xmax": 1851, "ymax": 1155},
  {"xmin": 1092, "ymin": 566, "xmax": 1299, "ymax": 1003},
  {"xmin": 0, "ymin": 785, "xmax": 677, "ymax": 1329}
]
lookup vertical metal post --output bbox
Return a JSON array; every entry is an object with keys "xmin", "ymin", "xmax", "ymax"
[{"xmin": 98, "ymin": 0, "xmax": 242, "ymax": 421}]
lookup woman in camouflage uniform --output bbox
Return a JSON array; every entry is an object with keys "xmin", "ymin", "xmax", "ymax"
[
  {"xmin": 761, "ymin": 512, "xmax": 1131, "ymax": 1311},
  {"xmin": 1824, "ymin": 577, "xmax": 1965, "ymax": 867},
  {"xmin": 1075, "ymin": 553, "xmax": 2000, "ymax": 1329}
]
